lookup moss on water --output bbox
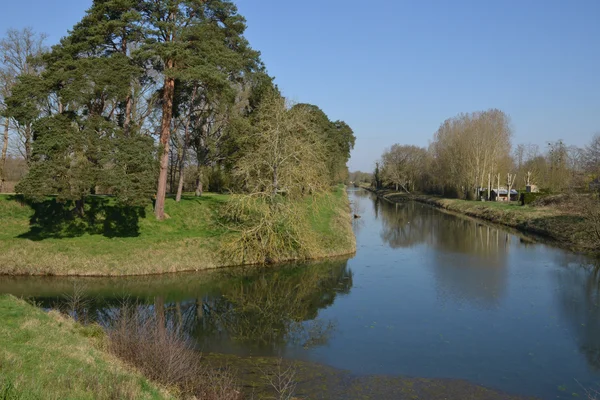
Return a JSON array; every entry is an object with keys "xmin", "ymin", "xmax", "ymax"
[{"xmin": 202, "ymin": 353, "xmax": 537, "ymax": 400}]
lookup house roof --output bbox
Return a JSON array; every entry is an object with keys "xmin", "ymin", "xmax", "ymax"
[{"xmin": 491, "ymin": 189, "xmax": 518, "ymax": 195}]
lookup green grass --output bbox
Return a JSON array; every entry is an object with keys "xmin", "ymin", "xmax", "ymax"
[
  {"xmin": 0, "ymin": 189, "xmax": 355, "ymax": 276},
  {"xmin": 0, "ymin": 294, "xmax": 172, "ymax": 400}
]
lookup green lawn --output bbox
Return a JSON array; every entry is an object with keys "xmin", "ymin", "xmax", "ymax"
[
  {"xmin": 0, "ymin": 188, "xmax": 355, "ymax": 276},
  {"xmin": 0, "ymin": 294, "xmax": 171, "ymax": 400}
]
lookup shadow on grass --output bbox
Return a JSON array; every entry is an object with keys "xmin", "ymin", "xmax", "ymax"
[{"xmin": 10, "ymin": 195, "xmax": 146, "ymax": 240}]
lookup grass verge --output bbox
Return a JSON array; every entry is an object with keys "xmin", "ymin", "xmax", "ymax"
[
  {"xmin": 0, "ymin": 294, "xmax": 171, "ymax": 400},
  {"xmin": 0, "ymin": 187, "xmax": 355, "ymax": 276}
]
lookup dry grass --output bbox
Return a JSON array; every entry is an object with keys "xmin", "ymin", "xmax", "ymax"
[{"xmin": 106, "ymin": 303, "xmax": 242, "ymax": 400}]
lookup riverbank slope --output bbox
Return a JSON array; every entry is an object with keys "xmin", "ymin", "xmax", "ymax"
[
  {"xmin": 0, "ymin": 294, "xmax": 172, "ymax": 400},
  {"xmin": 368, "ymin": 188, "xmax": 598, "ymax": 255},
  {"xmin": 0, "ymin": 187, "xmax": 356, "ymax": 276}
]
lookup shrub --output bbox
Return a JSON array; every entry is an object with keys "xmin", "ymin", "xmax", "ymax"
[
  {"xmin": 520, "ymin": 192, "xmax": 549, "ymax": 205},
  {"xmin": 106, "ymin": 304, "xmax": 241, "ymax": 400}
]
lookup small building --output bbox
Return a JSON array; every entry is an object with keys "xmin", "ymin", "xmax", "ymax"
[
  {"xmin": 526, "ymin": 185, "xmax": 539, "ymax": 193},
  {"xmin": 490, "ymin": 189, "xmax": 519, "ymax": 202}
]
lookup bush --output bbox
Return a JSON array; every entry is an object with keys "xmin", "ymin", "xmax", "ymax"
[
  {"xmin": 520, "ymin": 192, "xmax": 549, "ymax": 205},
  {"xmin": 107, "ymin": 304, "xmax": 241, "ymax": 400}
]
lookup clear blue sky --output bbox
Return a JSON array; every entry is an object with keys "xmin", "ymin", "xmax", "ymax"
[{"xmin": 2, "ymin": 0, "xmax": 599, "ymax": 171}]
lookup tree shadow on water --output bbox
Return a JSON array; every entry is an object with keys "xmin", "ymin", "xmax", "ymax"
[{"xmin": 12, "ymin": 195, "xmax": 146, "ymax": 240}]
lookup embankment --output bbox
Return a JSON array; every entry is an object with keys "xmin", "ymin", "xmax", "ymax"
[
  {"xmin": 368, "ymin": 188, "xmax": 597, "ymax": 255},
  {"xmin": 0, "ymin": 294, "xmax": 172, "ymax": 400},
  {"xmin": 0, "ymin": 187, "xmax": 356, "ymax": 276}
]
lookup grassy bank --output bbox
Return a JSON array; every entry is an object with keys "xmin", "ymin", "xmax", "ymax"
[
  {"xmin": 370, "ymin": 188, "xmax": 598, "ymax": 254},
  {"xmin": 0, "ymin": 294, "xmax": 171, "ymax": 400},
  {"xmin": 0, "ymin": 187, "xmax": 355, "ymax": 276}
]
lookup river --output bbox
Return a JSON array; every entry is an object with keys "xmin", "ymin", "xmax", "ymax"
[{"xmin": 1, "ymin": 188, "xmax": 599, "ymax": 399}]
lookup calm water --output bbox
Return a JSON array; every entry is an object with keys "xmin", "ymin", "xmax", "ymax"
[{"xmin": 2, "ymin": 188, "xmax": 599, "ymax": 399}]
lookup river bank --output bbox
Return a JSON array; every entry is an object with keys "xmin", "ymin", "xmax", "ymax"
[
  {"xmin": 0, "ymin": 187, "xmax": 356, "ymax": 276},
  {"xmin": 366, "ymin": 187, "xmax": 598, "ymax": 255}
]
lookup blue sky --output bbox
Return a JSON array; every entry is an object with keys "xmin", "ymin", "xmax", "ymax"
[{"xmin": 2, "ymin": 0, "xmax": 599, "ymax": 171}]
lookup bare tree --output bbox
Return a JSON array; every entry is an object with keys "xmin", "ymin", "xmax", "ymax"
[
  {"xmin": 584, "ymin": 133, "xmax": 600, "ymax": 179},
  {"xmin": 0, "ymin": 27, "xmax": 47, "ymax": 164},
  {"xmin": 234, "ymin": 91, "xmax": 328, "ymax": 199},
  {"xmin": 381, "ymin": 144, "xmax": 427, "ymax": 193},
  {"xmin": 430, "ymin": 109, "xmax": 511, "ymax": 198}
]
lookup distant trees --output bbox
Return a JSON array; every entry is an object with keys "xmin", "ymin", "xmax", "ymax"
[
  {"xmin": 376, "ymin": 109, "xmax": 599, "ymax": 198},
  {"xmin": 380, "ymin": 144, "xmax": 427, "ymax": 193},
  {"xmin": 429, "ymin": 109, "xmax": 512, "ymax": 199},
  {"xmin": 348, "ymin": 171, "xmax": 372, "ymax": 186}
]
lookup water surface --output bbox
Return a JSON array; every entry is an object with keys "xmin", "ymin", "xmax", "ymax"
[{"xmin": 2, "ymin": 189, "xmax": 599, "ymax": 399}]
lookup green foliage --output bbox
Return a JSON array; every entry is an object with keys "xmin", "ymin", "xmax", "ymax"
[
  {"xmin": 293, "ymin": 103, "xmax": 355, "ymax": 185},
  {"xmin": 520, "ymin": 192, "xmax": 549, "ymax": 205}
]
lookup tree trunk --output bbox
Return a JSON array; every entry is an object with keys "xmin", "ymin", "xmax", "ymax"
[
  {"xmin": 176, "ymin": 86, "xmax": 196, "ymax": 202},
  {"xmin": 0, "ymin": 118, "xmax": 9, "ymax": 192},
  {"xmin": 123, "ymin": 94, "xmax": 133, "ymax": 135},
  {"xmin": 24, "ymin": 124, "xmax": 32, "ymax": 164},
  {"xmin": 195, "ymin": 173, "xmax": 203, "ymax": 197},
  {"xmin": 74, "ymin": 198, "xmax": 85, "ymax": 217},
  {"xmin": 176, "ymin": 119, "xmax": 190, "ymax": 202},
  {"xmin": 154, "ymin": 65, "xmax": 175, "ymax": 220}
]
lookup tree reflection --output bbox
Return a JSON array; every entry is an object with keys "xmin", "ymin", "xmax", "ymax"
[
  {"xmin": 26, "ymin": 260, "xmax": 353, "ymax": 355},
  {"xmin": 196, "ymin": 261, "xmax": 353, "ymax": 352},
  {"xmin": 378, "ymin": 200, "xmax": 512, "ymax": 307},
  {"xmin": 378, "ymin": 200, "xmax": 516, "ymax": 259},
  {"xmin": 554, "ymin": 258, "xmax": 600, "ymax": 370}
]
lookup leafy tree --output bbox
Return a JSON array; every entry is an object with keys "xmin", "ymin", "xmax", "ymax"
[
  {"xmin": 137, "ymin": 0, "xmax": 259, "ymax": 219},
  {"xmin": 293, "ymin": 104, "xmax": 355, "ymax": 185}
]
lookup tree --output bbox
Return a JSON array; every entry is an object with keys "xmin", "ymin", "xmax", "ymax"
[
  {"xmin": 234, "ymin": 91, "xmax": 328, "ymax": 198},
  {"xmin": 137, "ymin": 0, "xmax": 258, "ymax": 220},
  {"xmin": 430, "ymin": 109, "xmax": 511, "ymax": 198},
  {"xmin": 294, "ymin": 104, "xmax": 355, "ymax": 185},
  {"xmin": 584, "ymin": 133, "xmax": 600, "ymax": 180},
  {"xmin": 10, "ymin": 18, "xmax": 154, "ymax": 212},
  {"xmin": 381, "ymin": 144, "xmax": 427, "ymax": 193},
  {"xmin": 0, "ymin": 28, "xmax": 47, "ymax": 164}
]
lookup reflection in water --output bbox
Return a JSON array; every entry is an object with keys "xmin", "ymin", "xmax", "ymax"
[
  {"xmin": 379, "ymin": 200, "xmax": 513, "ymax": 258},
  {"xmin": 4, "ymin": 260, "xmax": 352, "ymax": 356},
  {"xmin": 555, "ymin": 259, "xmax": 600, "ymax": 371},
  {"xmin": 378, "ymin": 200, "xmax": 511, "ymax": 307},
  {"xmin": 4, "ymin": 189, "xmax": 600, "ymax": 399}
]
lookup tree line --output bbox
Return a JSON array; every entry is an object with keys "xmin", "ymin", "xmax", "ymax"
[
  {"xmin": 0, "ymin": 1, "xmax": 355, "ymax": 220},
  {"xmin": 375, "ymin": 109, "xmax": 600, "ymax": 198}
]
